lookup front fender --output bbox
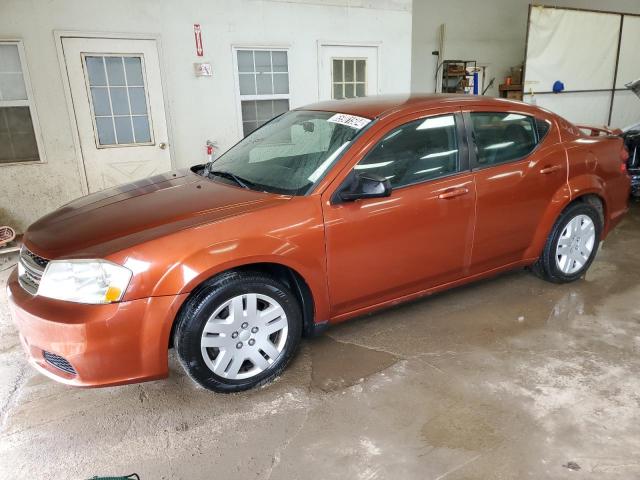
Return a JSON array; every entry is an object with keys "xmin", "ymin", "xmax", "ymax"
[{"xmin": 152, "ymin": 235, "xmax": 330, "ymax": 324}]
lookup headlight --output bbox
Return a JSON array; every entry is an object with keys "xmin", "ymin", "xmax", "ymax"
[{"xmin": 38, "ymin": 260, "xmax": 132, "ymax": 304}]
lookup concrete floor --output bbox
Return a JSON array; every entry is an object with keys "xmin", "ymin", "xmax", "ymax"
[{"xmin": 1, "ymin": 204, "xmax": 639, "ymax": 480}]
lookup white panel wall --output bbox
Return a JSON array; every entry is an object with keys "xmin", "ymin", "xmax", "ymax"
[
  {"xmin": 0, "ymin": 0, "xmax": 412, "ymax": 231},
  {"xmin": 524, "ymin": 6, "xmax": 640, "ymax": 128},
  {"xmin": 525, "ymin": 7, "xmax": 620, "ymax": 92}
]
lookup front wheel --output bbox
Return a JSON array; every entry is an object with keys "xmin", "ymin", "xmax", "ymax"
[
  {"xmin": 175, "ymin": 271, "xmax": 302, "ymax": 392},
  {"xmin": 531, "ymin": 202, "xmax": 602, "ymax": 283}
]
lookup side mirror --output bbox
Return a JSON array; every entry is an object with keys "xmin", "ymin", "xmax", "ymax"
[{"xmin": 337, "ymin": 171, "xmax": 392, "ymax": 202}]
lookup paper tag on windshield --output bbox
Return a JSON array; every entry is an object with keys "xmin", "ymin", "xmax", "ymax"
[{"xmin": 327, "ymin": 113, "xmax": 371, "ymax": 130}]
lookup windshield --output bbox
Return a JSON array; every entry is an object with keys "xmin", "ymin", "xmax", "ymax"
[{"xmin": 203, "ymin": 110, "xmax": 370, "ymax": 195}]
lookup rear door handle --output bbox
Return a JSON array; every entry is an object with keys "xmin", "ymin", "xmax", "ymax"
[
  {"xmin": 540, "ymin": 165, "xmax": 562, "ymax": 174},
  {"xmin": 438, "ymin": 187, "xmax": 469, "ymax": 200}
]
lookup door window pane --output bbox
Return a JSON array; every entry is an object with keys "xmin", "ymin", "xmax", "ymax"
[
  {"xmin": 355, "ymin": 114, "xmax": 459, "ymax": 188},
  {"xmin": 90, "ymin": 87, "xmax": 111, "ymax": 116},
  {"xmin": 356, "ymin": 60, "xmax": 366, "ymax": 82},
  {"xmin": 0, "ymin": 107, "xmax": 39, "ymax": 163},
  {"xmin": 132, "ymin": 116, "xmax": 151, "ymax": 143},
  {"xmin": 95, "ymin": 117, "xmax": 116, "ymax": 145},
  {"xmin": 114, "ymin": 117, "xmax": 134, "ymax": 144},
  {"xmin": 332, "ymin": 58, "xmax": 367, "ymax": 99},
  {"xmin": 470, "ymin": 112, "xmax": 538, "ymax": 166},
  {"xmin": 123, "ymin": 57, "xmax": 144, "ymax": 86},
  {"xmin": 333, "ymin": 60, "xmax": 343, "ymax": 83},
  {"xmin": 109, "ymin": 87, "xmax": 130, "ymax": 115},
  {"xmin": 104, "ymin": 57, "xmax": 125, "ymax": 86},
  {"xmin": 85, "ymin": 56, "xmax": 107, "ymax": 86},
  {"xmin": 344, "ymin": 60, "xmax": 354, "ymax": 82},
  {"xmin": 128, "ymin": 87, "xmax": 147, "ymax": 114},
  {"xmin": 84, "ymin": 55, "xmax": 153, "ymax": 146}
]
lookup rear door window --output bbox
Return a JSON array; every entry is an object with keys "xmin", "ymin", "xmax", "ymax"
[{"xmin": 470, "ymin": 112, "xmax": 540, "ymax": 167}]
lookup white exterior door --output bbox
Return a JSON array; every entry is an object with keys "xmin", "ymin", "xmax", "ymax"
[
  {"xmin": 62, "ymin": 37, "xmax": 171, "ymax": 192},
  {"xmin": 318, "ymin": 45, "xmax": 379, "ymax": 101}
]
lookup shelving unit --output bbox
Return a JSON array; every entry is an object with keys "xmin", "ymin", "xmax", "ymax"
[{"xmin": 441, "ymin": 60, "xmax": 477, "ymax": 94}]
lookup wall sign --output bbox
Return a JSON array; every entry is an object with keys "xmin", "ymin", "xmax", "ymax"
[
  {"xmin": 194, "ymin": 63, "xmax": 213, "ymax": 76},
  {"xmin": 194, "ymin": 24, "xmax": 204, "ymax": 56}
]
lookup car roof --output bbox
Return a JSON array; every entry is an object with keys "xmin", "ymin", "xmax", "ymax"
[{"xmin": 298, "ymin": 93, "xmax": 536, "ymax": 119}]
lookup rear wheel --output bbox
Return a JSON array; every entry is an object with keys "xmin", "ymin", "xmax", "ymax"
[
  {"xmin": 532, "ymin": 202, "xmax": 602, "ymax": 283},
  {"xmin": 175, "ymin": 271, "xmax": 302, "ymax": 392}
]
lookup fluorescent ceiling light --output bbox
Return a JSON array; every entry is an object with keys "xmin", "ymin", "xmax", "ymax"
[
  {"xmin": 354, "ymin": 161, "xmax": 394, "ymax": 170},
  {"xmin": 501, "ymin": 113, "xmax": 526, "ymax": 122},
  {"xmin": 414, "ymin": 166, "xmax": 443, "ymax": 175},
  {"xmin": 420, "ymin": 149, "xmax": 458, "ymax": 159},
  {"xmin": 416, "ymin": 116, "xmax": 454, "ymax": 130},
  {"xmin": 484, "ymin": 141, "xmax": 514, "ymax": 150}
]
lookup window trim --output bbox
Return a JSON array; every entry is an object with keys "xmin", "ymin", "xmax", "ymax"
[
  {"xmin": 80, "ymin": 53, "xmax": 155, "ymax": 149},
  {"xmin": 347, "ymin": 112, "xmax": 469, "ymax": 193},
  {"xmin": 465, "ymin": 110, "xmax": 550, "ymax": 171},
  {"xmin": 231, "ymin": 46, "xmax": 291, "ymax": 139},
  {"xmin": 0, "ymin": 39, "xmax": 46, "ymax": 167},
  {"xmin": 331, "ymin": 57, "xmax": 368, "ymax": 100}
]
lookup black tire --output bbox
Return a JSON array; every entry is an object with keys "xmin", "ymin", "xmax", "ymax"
[
  {"xmin": 531, "ymin": 202, "xmax": 602, "ymax": 283},
  {"xmin": 174, "ymin": 270, "xmax": 302, "ymax": 393}
]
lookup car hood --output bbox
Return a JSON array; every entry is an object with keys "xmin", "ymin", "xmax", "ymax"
[{"xmin": 25, "ymin": 169, "xmax": 290, "ymax": 259}]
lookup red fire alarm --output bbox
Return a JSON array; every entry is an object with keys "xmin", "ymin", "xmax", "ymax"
[{"xmin": 194, "ymin": 24, "xmax": 204, "ymax": 57}]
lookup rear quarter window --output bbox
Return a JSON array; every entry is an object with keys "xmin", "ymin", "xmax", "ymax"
[{"xmin": 536, "ymin": 118, "xmax": 551, "ymax": 141}]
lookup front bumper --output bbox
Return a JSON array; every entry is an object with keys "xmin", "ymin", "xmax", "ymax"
[{"xmin": 7, "ymin": 269, "xmax": 188, "ymax": 387}]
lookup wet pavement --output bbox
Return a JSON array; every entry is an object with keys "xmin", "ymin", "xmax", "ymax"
[{"xmin": 1, "ymin": 203, "xmax": 639, "ymax": 479}]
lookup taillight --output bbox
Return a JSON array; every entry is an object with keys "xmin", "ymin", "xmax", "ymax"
[
  {"xmin": 620, "ymin": 145, "xmax": 629, "ymax": 173},
  {"xmin": 620, "ymin": 144, "xmax": 630, "ymax": 162}
]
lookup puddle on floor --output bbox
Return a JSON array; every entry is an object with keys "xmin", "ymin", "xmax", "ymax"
[{"xmin": 309, "ymin": 335, "xmax": 398, "ymax": 392}]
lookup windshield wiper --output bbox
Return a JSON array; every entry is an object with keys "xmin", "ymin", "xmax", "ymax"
[{"xmin": 208, "ymin": 170, "xmax": 252, "ymax": 190}]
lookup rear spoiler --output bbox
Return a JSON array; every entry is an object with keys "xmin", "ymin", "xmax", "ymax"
[{"xmin": 576, "ymin": 125, "xmax": 623, "ymax": 137}]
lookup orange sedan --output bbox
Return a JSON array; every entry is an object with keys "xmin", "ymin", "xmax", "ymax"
[{"xmin": 7, "ymin": 94, "xmax": 630, "ymax": 392}]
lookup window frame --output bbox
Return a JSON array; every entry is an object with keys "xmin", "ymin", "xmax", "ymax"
[
  {"xmin": 345, "ymin": 111, "xmax": 469, "ymax": 193},
  {"xmin": 232, "ymin": 46, "xmax": 291, "ymax": 139},
  {"xmin": 80, "ymin": 52, "xmax": 155, "ymax": 149},
  {"xmin": 464, "ymin": 110, "xmax": 551, "ymax": 171},
  {"xmin": 331, "ymin": 57, "xmax": 367, "ymax": 100},
  {"xmin": 0, "ymin": 39, "xmax": 46, "ymax": 167}
]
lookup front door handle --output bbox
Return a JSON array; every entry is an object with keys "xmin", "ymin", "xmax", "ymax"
[
  {"xmin": 540, "ymin": 165, "xmax": 562, "ymax": 174},
  {"xmin": 438, "ymin": 187, "xmax": 469, "ymax": 200}
]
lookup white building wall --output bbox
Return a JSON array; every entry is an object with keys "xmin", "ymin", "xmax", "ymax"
[{"xmin": 0, "ymin": 0, "xmax": 412, "ymax": 231}]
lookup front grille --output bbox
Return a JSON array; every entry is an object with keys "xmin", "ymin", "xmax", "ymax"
[
  {"xmin": 43, "ymin": 351, "xmax": 77, "ymax": 375},
  {"xmin": 18, "ymin": 246, "xmax": 49, "ymax": 295}
]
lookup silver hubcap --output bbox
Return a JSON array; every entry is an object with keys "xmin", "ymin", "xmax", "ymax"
[
  {"xmin": 200, "ymin": 293, "xmax": 288, "ymax": 380},
  {"xmin": 555, "ymin": 214, "xmax": 596, "ymax": 274}
]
